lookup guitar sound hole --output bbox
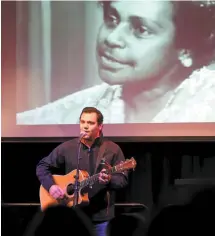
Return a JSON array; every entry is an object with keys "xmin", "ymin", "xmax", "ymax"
[{"xmin": 66, "ymin": 183, "xmax": 75, "ymax": 195}]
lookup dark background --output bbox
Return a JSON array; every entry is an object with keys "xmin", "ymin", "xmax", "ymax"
[
  {"xmin": 2, "ymin": 140, "xmax": 215, "ymax": 206},
  {"xmin": 2, "ymin": 140, "xmax": 215, "ymax": 236}
]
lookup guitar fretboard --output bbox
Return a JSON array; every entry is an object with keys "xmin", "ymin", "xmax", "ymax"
[{"xmin": 80, "ymin": 166, "xmax": 117, "ymax": 188}]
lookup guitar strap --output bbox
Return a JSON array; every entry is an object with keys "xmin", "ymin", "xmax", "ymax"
[
  {"xmin": 93, "ymin": 140, "xmax": 108, "ymax": 175},
  {"xmin": 91, "ymin": 140, "xmax": 110, "ymax": 215}
]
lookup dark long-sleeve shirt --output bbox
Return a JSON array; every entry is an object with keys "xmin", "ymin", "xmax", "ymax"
[{"xmin": 36, "ymin": 137, "xmax": 128, "ymax": 222}]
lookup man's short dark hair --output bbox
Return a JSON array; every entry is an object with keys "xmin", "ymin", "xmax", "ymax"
[{"xmin": 79, "ymin": 107, "xmax": 104, "ymax": 125}]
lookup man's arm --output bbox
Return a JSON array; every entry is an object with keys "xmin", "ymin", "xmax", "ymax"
[
  {"xmin": 108, "ymin": 147, "xmax": 128, "ymax": 189},
  {"xmin": 36, "ymin": 145, "xmax": 65, "ymax": 192}
]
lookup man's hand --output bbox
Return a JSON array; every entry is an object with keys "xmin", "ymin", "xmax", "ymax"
[
  {"xmin": 98, "ymin": 168, "xmax": 111, "ymax": 184},
  {"xmin": 49, "ymin": 185, "xmax": 65, "ymax": 199}
]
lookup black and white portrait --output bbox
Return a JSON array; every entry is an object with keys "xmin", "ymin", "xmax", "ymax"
[{"xmin": 16, "ymin": 0, "xmax": 215, "ymax": 124}]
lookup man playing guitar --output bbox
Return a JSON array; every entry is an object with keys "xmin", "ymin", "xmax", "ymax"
[{"xmin": 36, "ymin": 107, "xmax": 129, "ymax": 236}]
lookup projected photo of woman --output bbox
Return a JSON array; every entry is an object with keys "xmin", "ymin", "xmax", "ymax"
[{"xmin": 17, "ymin": 0, "xmax": 215, "ymax": 124}]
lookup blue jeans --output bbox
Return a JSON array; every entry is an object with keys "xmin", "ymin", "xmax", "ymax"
[{"xmin": 93, "ymin": 221, "xmax": 109, "ymax": 236}]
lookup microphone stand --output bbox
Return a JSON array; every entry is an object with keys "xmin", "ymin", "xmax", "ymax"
[{"xmin": 73, "ymin": 136, "xmax": 83, "ymax": 207}]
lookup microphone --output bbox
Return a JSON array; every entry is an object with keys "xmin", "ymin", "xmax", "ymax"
[
  {"xmin": 75, "ymin": 131, "xmax": 87, "ymax": 206},
  {"xmin": 79, "ymin": 131, "xmax": 87, "ymax": 141}
]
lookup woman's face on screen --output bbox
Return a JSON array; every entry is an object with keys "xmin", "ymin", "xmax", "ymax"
[{"xmin": 96, "ymin": 0, "xmax": 178, "ymax": 85}]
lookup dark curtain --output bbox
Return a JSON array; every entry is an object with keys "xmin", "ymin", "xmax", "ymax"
[
  {"xmin": 2, "ymin": 141, "xmax": 215, "ymax": 208},
  {"xmin": 2, "ymin": 141, "xmax": 215, "ymax": 236}
]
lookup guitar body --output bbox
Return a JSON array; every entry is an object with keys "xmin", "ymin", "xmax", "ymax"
[{"xmin": 39, "ymin": 169, "xmax": 90, "ymax": 211}]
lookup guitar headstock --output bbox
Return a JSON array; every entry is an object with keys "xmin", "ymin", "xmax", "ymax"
[{"xmin": 115, "ymin": 157, "xmax": 137, "ymax": 172}]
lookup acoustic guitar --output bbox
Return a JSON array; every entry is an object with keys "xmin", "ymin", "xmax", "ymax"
[{"xmin": 39, "ymin": 157, "xmax": 137, "ymax": 211}]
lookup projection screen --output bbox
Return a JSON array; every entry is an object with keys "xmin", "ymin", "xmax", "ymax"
[{"xmin": 2, "ymin": 0, "xmax": 215, "ymax": 139}]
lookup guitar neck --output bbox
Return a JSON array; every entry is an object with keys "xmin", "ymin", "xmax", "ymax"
[{"xmin": 80, "ymin": 166, "xmax": 117, "ymax": 189}]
